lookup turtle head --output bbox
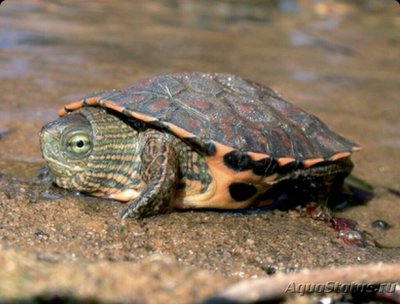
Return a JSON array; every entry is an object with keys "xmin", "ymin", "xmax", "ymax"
[{"xmin": 40, "ymin": 112, "xmax": 93, "ymax": 189}]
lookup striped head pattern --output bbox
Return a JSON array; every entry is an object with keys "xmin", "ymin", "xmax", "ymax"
[{"xmin": 40, "ymin": 107, "xmax": 141, "ymax": 195}]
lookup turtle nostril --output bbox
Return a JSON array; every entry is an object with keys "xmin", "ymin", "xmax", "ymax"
[{"xmin": 40, "ymin": 130, "xmax": 58, "ymax": 158}]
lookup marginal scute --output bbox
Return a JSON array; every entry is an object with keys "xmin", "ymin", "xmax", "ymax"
[
  {"xmin": 302, "ymin": 158, "xmax": 324, "ymax": 168},
  {"xmin": 103, "ymin": 101, "xmax": 124, "ymax": 113},
  {"xmin": 252, "ymin": 157, "xmax": 279, "ymax": 176},
  {"xmin": 329, "ymin": 151, "xmax": 351, "ymax": 161},
  {"xmin": 149, "ymin": 120, "xmax": 170, "ymax": 132},
  {"xmin": 66, "ymin": 101, "xmax": 84, "ymax": 111},
  {"xmin": 228, "ymin": 183, "xmax": 258, "ymax": 202},
  {"xmin": 183, "ymin": 137, "xmax": 205, "ymax": 154},
  {"xmin": 275, "ymin": 160, "xmax": 301, "ymax": 175},
  {"xmin": 277, "ymin": 157, "xmax": 296, "ymax": 166}
]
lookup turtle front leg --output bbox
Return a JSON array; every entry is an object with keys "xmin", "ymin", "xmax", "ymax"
[{"xmin": 121, "ymin": 132, "xmax": 178, "ymax": 219}]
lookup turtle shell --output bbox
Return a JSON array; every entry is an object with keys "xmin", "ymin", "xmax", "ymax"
[{"xmin": 59, "ymin": 72, "xmax": 360, "ymax": 168}]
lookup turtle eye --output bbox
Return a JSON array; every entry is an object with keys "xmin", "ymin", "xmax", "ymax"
[
  {"xmin": 69, "ymin": 134, "xmax": 91, "ymax": 153},
  {"xmin": 63, "ymin": 130, "xmax": 93, "ymax": 158}
]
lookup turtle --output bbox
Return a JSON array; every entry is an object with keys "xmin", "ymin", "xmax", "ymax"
[{"xmin": 40, "ymin": 72, "xmax": 360, "ymax": 219}]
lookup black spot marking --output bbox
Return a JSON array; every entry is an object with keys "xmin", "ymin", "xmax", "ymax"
[
  {"xmin": 229, "ymin": 183, "xmax": 257, "ymax": 202},
  {"xmin": 276, "ymin": 160, "xmax": 302, "ymax": 175},
  {"xmin": 184, "ymin": 137, "xmax": 205, "ymax": 154},
  {"xmin": 122, "ymin": 108, "xmax": 134, "ymax": 117},
  {"xmin": 254, "ymin": 179, "xmax": 316, "ymax": 211},
  {"xmin": 184, "ymin": 138, "xmax": 217, "ymax": 156},
  {"xmin": 105, "ymin": 108, "xmax": 147, "ymax": 131},
  {"xmin": 149, "ymin": 120, "xmax": 168, "ymax": 131},
  {"xmin": 204, "ymin": 140, "xmax": 217, "ymax": 156},
  {"xmin": 64, "ymin": 106, "xmax": 73, "ymax": 113},
  {"xmin": 223, "ymin": 151, "xmax": 253, "ymax": 171},
  {"xmin": 252, "ymin": 157, "xmax": 279, "ymax": 176}
]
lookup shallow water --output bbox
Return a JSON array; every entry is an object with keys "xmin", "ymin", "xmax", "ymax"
[
  {"xmin": 0, "ymin": 0, "xmax": 399, "ymax": 301},
  {"xmin": 1, "ymin": 0, "xmax": 399, "ymax": 182}
]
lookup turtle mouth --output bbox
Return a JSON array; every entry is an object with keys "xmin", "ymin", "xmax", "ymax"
[{"xmin": 45, "ymin": 155, "xmax": 84, "ymax": 176}]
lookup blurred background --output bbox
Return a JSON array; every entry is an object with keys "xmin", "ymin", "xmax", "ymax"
[{"xmin": 0, "ymin": 0, "xmax": 399, "ymax": 189}]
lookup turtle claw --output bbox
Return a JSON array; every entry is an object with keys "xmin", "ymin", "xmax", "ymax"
[
  {"xmin": 120, "ymin": 205, "xmax": 141, "ymax": 220},
  {"xmin": 120, "ymin": 197, "xmax": 164, "ymax": 220}
]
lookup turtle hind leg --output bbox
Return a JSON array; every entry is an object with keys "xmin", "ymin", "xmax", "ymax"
[
  {"xmin": 121, "ymin": 132, "xmax": 179, "ymax": 219},
  {"xmin": 325, "ymin": 174, "xmax": 374, "ymax": 211}
]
